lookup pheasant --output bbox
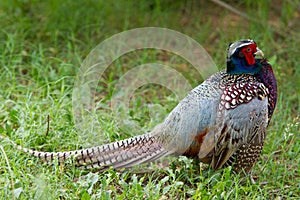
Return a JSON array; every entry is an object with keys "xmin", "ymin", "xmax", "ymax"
[{"xmin": 1, "ymin": 39, "xmax": 277, "ymax": 174}]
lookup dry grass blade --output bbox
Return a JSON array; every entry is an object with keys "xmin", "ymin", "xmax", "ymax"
[{"xmin": 210, "ymin": 0, "xmax": 289, "ymax": 39}]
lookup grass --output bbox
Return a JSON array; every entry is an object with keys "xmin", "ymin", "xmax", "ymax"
[{"xmin": 0, "ymin": 0, "xmax": 299, "ymax": 199}]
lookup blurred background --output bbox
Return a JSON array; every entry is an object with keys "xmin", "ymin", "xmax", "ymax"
[
  {"xmin": 0, "ymin": 1, "xmax": 299, "ymax": 199},
  {"xmin": 1, "ymin": 0, "xmax": 299, "ymax": 123}
]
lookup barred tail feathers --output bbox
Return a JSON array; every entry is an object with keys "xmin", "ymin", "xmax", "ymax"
[
  {"xmin": 0, "ymin": 133, "xmax": 76, "ymax": 163},
  {"xmin": 76, "ymin": 134, "xmax": 174, "ymax": 169},
  {"xmin": 1, "ymin": 133, "xmax": 173, "ymax": 169}
]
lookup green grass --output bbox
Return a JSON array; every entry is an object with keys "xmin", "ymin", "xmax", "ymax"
[{"xmin": 0, "ymin": 0, "xmax": 299, "ymax": 199}]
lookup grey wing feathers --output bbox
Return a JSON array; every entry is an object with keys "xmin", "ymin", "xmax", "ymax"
[{"xmin": 212, "ymin": 97, "xmax": 268, "ymax": 169}]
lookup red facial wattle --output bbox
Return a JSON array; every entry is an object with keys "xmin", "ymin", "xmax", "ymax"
[{"xmin": 241, "ymin": 44, "xmax": 257, "ymax": 65}]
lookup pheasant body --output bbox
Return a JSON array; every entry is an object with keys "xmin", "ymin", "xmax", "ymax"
[{"xmin": 2, "ymin": 39, "xmax": 277, "ymax": 174}]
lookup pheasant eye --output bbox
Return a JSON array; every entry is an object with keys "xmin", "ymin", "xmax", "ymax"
[{"xmin": 246, "ymin": 47, "xmax": 251, "ymax": 52}]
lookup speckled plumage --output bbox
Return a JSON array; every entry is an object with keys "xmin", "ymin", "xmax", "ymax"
[{"xmin": 1, "ymin": 39, "xmax": 277, "ymax": 174}]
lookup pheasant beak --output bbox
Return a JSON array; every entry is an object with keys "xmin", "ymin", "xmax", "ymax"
[{"xmin": 254, "ymin": 47, "xmax": 264, "ymax": 58}]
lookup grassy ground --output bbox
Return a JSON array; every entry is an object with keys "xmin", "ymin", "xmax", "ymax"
[{"xmin": 0, "ymin": 0, "xmax": 299, "ymax": 199}]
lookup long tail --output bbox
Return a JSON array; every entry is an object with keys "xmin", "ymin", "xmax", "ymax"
[{"xmin": 0, "ymin": 133, "xmax": 173, "ymax": 170}]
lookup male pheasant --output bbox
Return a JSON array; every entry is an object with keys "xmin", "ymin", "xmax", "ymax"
[{"xmin": 2, "ymin": 39, "xmax": 277, "ymax": 174}]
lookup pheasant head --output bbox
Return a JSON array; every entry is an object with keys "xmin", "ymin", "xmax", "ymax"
[{"xmin": 226, "ymin": 39, "xmax": 264, "ymax": 75}]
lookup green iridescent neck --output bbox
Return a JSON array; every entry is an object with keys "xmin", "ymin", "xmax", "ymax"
[{"xmin": 227, "ymin": 58, "xmax": 263, "ymax": 75}]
